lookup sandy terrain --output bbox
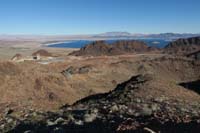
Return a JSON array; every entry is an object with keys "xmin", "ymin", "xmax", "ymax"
[
  {"xmin": 0, "ymin": 46, "xmax": 77, "ymax": 60},
  {"xmin": 0, "ymin": 35, "xmax": 107, "ymax": 60}
]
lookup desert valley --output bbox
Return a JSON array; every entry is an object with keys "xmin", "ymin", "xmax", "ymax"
[
  {"xmin": 0, "ymin": 35, "xmax": 199, "ymax": 132},
  {"xmin": 0, "ymin": 0, "xmax": 200, "ymax": 132}
]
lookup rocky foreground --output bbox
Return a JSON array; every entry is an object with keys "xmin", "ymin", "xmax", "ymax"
[{"xmin": 0, "ymin": 56, "xmax": 200, "ymax": 132}]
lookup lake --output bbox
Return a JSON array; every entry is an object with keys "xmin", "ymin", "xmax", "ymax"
[{"xmin": 47, "ymin": 39, "xmax": 170, "ymax": 49}]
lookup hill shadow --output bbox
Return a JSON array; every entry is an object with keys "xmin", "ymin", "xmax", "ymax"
[{"xmin": 179, "ymin": 80, "xmax": 200, "ymax": 94}]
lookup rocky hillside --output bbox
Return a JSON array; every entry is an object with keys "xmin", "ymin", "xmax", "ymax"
[
  {"xmin": 187, "ymin": 50, "xmax": 200, "ymax": 60},
  {"xmin": 32, "ymin": 49, "xmax": 52, "ymax": 57},
  {"xmin": 1, "ymin": 56, "xmax": 200, "ymax": 132},
  {"xmin": 69, "ymin": 40, "xmax": 157, "ymax": 56},
  {"xmin": 3, "ymin": 74, "xmax": 200, "ymax": 132},
  {"xmin": 164, "ymin": 36, "xmax": 200, "ymax": 55}
]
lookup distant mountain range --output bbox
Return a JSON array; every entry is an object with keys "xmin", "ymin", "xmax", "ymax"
[
  {"xmin": 0, "ymin": 32, "xmax": 199, "ymax": 42},
  {"xmin": 96, "ymin": 32, "xmax": 132, "ymax": 37},
  {"xmin": 94, "ymin": 32, "xmax": 200, "ymax": 40}
]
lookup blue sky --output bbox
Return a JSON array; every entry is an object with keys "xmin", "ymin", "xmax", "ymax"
[{"xmin": 0, "ymin": 0, "xmax": 200, "ymax": 35}]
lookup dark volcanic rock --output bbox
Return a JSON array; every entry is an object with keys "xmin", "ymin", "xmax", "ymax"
[
  {"xmin": 164, "ymin": 36, "xmax": 200, "ymax": 55},
  {"xmin": 69, "ymin": 40, "xmax": 156, "ymax": 56},
  {"xmin": 3, "ymin": 74, "xmax": 200, "ymax": 133},
  {"xmin": 179, "ymin": 80, "xmax": 200, "ymax": 94},
  {"xmin": 61, "ymin": 65, "xmax": 93, "ymax": 78},
  {"xmin": 187, "ymin": 50, "xmax": 200, "ymax": 60}
]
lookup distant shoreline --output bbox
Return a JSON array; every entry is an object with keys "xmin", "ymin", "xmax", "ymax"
[{"xmin": 46, "ymin": 38, "xmax": 170, "ymax": 49}]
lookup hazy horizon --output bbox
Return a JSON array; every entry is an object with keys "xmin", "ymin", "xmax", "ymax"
[
  {"xmin": 0, "ymin": 0, "xmax": 200, "ymax": 35},
  {"xmin": 0, "ymin": 32, "xmax": 200, "ymax": 36}
]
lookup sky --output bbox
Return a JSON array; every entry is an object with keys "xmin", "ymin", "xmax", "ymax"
[{"xmin": 0, "ymin": 0, "xmax": 200, "ymax": 35}]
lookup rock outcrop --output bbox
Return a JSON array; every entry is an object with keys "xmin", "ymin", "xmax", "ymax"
[
  {"xmin": 69, "ymin": 40, "xmax": 157, "ymax": 56},
  {"xmin": 11, "ymin": 54, "xmax": 23, "ymax": 61},
  {"xmin": 187, "ymin": 50, "xmax": 200, "ymax": 60},
  {"xmin": 164, "ymin": 36, "xmax": 200, "ymax": 55},
  {"xmin": 32, "ymin": 49, "xmax": 52, "ymax": 57}
]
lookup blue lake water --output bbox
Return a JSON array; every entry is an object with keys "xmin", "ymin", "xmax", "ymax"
[{"xmin": 48, "ymin": 39, "xmax": 170, "ymax": 49}]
